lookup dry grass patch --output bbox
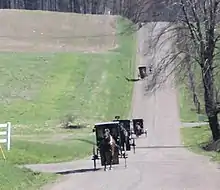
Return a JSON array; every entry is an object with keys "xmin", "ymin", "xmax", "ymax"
[{"xmin": 0, "ymin": 9, "xmax": 117, "ymax": 52}]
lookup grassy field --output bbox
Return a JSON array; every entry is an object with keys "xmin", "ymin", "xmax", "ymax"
[
  {"xmin": 178, "ymin": 39, "xmax": 220, "ymax": 162},
  {"xmin": 178, "ymin": 67, "xmax": 208, "ymax": 122},
  {"xmin": 0, "ymin": 22, "xmax": 135, "ymax": 136},
  {"xmin": 179, "ymin": 77, "xmax": 220, "ymax": 162},
  {"xmin": 0, "ymin": 10, "xmax": 136, "ymax": 190},
  {"xmin": 178, "ymin": 86, "xmax": 201, "ymax": 122},
  {"xmin": 0, "ymin": 161, "xmax": 55, "ymax": 190},
  {"xmin": 181, "ymin": 126, "xmax": 220, "ymax": 162}
]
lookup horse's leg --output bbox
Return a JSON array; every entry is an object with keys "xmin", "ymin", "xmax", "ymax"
[
  {"xmin": 122, "ymin": 138, "xmax": 125, "ymax": 151},
  {"xmin": 125, "ymin": 138, "xmax": 127, "ymax": 151},
  {"xmin": 109, "ymin": 148, "xmax": 113, "ymax": 170},
  {"xmin": 103, "ymin": 152, "xmax": 107, "ymax": 171},
  {"xmin": 104, "ymin": 156, "xmax": 106, "ymax": 171},
  {"xmin": 109, "ymin": 154, "xmax": 113, "ymax": 170},
  {"xmin": 120, "ymin": 144, "xmax": 123, "ymax": 158}
]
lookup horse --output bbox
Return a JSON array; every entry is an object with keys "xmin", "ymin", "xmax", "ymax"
[
  {"xmin": 135, "ymin": 123, "xmax": 142, "ymax": 137},
  {"xmin": 119, "ymin": 123, "xmax": 129, "ymax": 155},
  {"xmin": 100, "ymin": 128, "xmax": 117, "ymax": 171},
  {"xmin": 113, "ymin": 117, "xmax": 129, "ymax": 154}
]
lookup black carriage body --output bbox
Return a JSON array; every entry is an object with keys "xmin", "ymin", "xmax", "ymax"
[
  {"xmin": 132, "ymin": 119, "xmax": 144, "ymax": 135},
  {"xmin": 138, "ymin": 66, "xmax": 147, "ymax": 79},
  {"xmin": 113, "ymin": 119, "xmax": 131, "ymax": 151},
  {"xmin": 94, "ymin": 122, "xmax": 120, "ymax": 166}
]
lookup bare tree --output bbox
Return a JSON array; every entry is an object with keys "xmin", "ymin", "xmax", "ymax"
[
  {"xmin": 179, "ymin": 0, "xmax": 220, "ymax": 141},
  {"xmin": 178, "ymin": 25, "xmax": 202, "ymax": 113},
  {"xmin": 141, "ymin": 0, "xmax": 220, "ymax": 142},
  {"xmin": 185, "ymin": 46, "xmax": 201, "ymax": 114}
]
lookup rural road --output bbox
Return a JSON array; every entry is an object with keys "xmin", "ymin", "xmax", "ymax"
[{"xmin": 27, "ymin": 22, "xmax": 220, "ymax": 190}]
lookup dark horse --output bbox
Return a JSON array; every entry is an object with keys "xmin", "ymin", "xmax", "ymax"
[
  {"xmin": 135, "ymin": 123, "xmax": 142, "ymax": 137},
  {"xmin": 119, "ymin": 124, "xmax": 129, "ymax": 154},
  {"xmin": 114, "ymin": 116, "xmax": 129, "ymax": 155},
  {"xmin": 100, "ymin": 129, "xmax": 117, "ymax": 171}
]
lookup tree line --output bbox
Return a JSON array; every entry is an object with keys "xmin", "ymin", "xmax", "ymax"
[
  {"xmin": 0, "ymin": 0, "xmax": 182, "ymax": 23},
  {"xmin": 0, "ymin": 0, "xmax": 149, "ymax": 23}
]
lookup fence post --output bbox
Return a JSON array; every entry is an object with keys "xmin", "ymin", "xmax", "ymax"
[{"xmin": 6, "ymin": 122, "xmax": 11, "ymax": 151}]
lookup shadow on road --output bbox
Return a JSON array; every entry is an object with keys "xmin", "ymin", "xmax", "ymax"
[
  {"xmin": 124, "ymin": 76, "xmax": 140, "ymax": 82},
  {"xmin": 136, "ymin": 145, "xmax": 192, "ymax": 149},
  {"xmin": 56, "ymin": 168, "xmax": 102, "ymax": 175}
]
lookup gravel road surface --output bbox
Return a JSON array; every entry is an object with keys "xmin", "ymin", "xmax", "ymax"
[{"xmin": 26, "ymin": 22, "xmax": 220, "ymax": 190}]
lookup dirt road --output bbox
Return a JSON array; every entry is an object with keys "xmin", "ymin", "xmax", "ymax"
[{"xmin": 27, "ymin": 22, "xmax": 220, "ymax": 190}]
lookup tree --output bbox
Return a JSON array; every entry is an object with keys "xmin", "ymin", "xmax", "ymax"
[
  {"xmin": 176, "ymin": 23, "xmax": 201, "ymax": 114},
  {"xmin": 140, "ymin": 0, "xmax": 220, "ymax": 142},
  {"xmin": 178, "ymin": 0, "xmax": 220, "ymax": 141}
]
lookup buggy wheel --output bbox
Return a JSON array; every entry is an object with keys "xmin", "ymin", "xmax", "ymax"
[
  {"xmin": 144, "ymin": 129, "xmax": 147, "ymax": 137},
  {"xmin": 132, "ymin": 138, "xmax": 136, "ymax": 154},
  {"xmin": 123, "ymin": 145, "xmax": 127, "ymax": 168},
  {"xmin": 120, "ymin": 142, "xmax": 127, "ymax": 168},
  {"xmin": 93, "ymin": 146, "xmax": 97, "ymax": 170},
  {"xmin": 93, "ymin": 158, "xmax": 96, "ymax": 170},
  {"xmin": 118, "ymin": 146, "xmax": 123, "ymax": 158},
  {"xmin": 121, "ymin": 146, "xmax": 124, "ymax": 158}
]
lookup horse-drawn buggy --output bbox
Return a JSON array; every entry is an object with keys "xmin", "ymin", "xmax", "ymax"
[
  {"xmin": 113, "ymin": 116, "xmax": 136, "ymax": 154},
  {"xmin": 132, "ymin": 118, "xmax": 147, "ymax": 137},
  {"xmin": 91, "ymin": 117, "xmax": 147, "ymax": 170},
  {"xmin": 138, "ymin": 66, "xmax": 147, "ymax": 79},
  {"xmin": 92, "ymin": 121, "xmax": 127, "ymax": 171}
]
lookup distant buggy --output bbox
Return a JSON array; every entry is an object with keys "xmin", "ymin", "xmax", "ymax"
[{"xmin": 132, "ymin": 118, "xmax": 147, "ymax": 137}]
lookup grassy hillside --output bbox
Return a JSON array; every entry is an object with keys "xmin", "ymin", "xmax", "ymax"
[
  {"xmin": 0, "ymin": 10, "xmax": 136, "ymax": 190},
  {"xmin": 178, "ymin": 61, "xmax": 209, "ymax": 122},
  {"xmin": 0, "ymin": 20, "xmax": 135, "ymax": 135}
]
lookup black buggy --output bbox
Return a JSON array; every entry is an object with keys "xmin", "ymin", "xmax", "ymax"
[
  {"xmin": 138, "ymin": 66, "xmax": 147, "ymax": 79},
  {"xmin": 92, "ymin": 121, "xmax": 127, "ymax": 170},
  {"xmin": 132, "ymin": 119, "xmax": 147, "ymax": 137},
  {"xmin": 132, "ymin": 118, "xmax": 147, "ymax": 137},
  {"xmin": 113, "ymin": 116, "xmax": 136, "ymax": 154}
]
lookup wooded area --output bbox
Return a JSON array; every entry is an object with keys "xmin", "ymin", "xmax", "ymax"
[
  {"xmin": 0, "ymin": 0, "xmax": 145, "ymax": 22},
  {"xmin": 0, "ymin": 0, "xmax": 181, "ymax": 23}
]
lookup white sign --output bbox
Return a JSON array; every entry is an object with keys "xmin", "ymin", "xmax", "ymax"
[{"xmin": 0, "ymin": 122, "xmax": 11, "ymax": 151}]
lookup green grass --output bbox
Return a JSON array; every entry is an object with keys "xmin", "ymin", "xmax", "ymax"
[
  {"xmin": 0, "ymin": 130, "xmax": 94, "ymax": 190},
  {"xmin": 4, "ymin": 136, "xmax": 94, "ymax": 165},
  {"xmin": 0, "ymin": 126, "xmax": 94, "ymax": 190},
  {"xmin": 178, "ymin": 86, "xmax": 208, "ymax": 122},
  {"xmin": 0, "ymin": 17, "xmax": 136, "ymax": 190},
  {"xmin": 179, "ymin": 86, "xmax": 198, "ymax": 122},
  {"xmin": 181, "ymin": 126, "xmax": 220, "ymax": 162},
  {"xmin": 0, "ymin": 20, "xmax": 135, "ymax": 135},
  {"xmin": 0, "ymin": 161, "xmax": 56, "ymax": 190}
]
